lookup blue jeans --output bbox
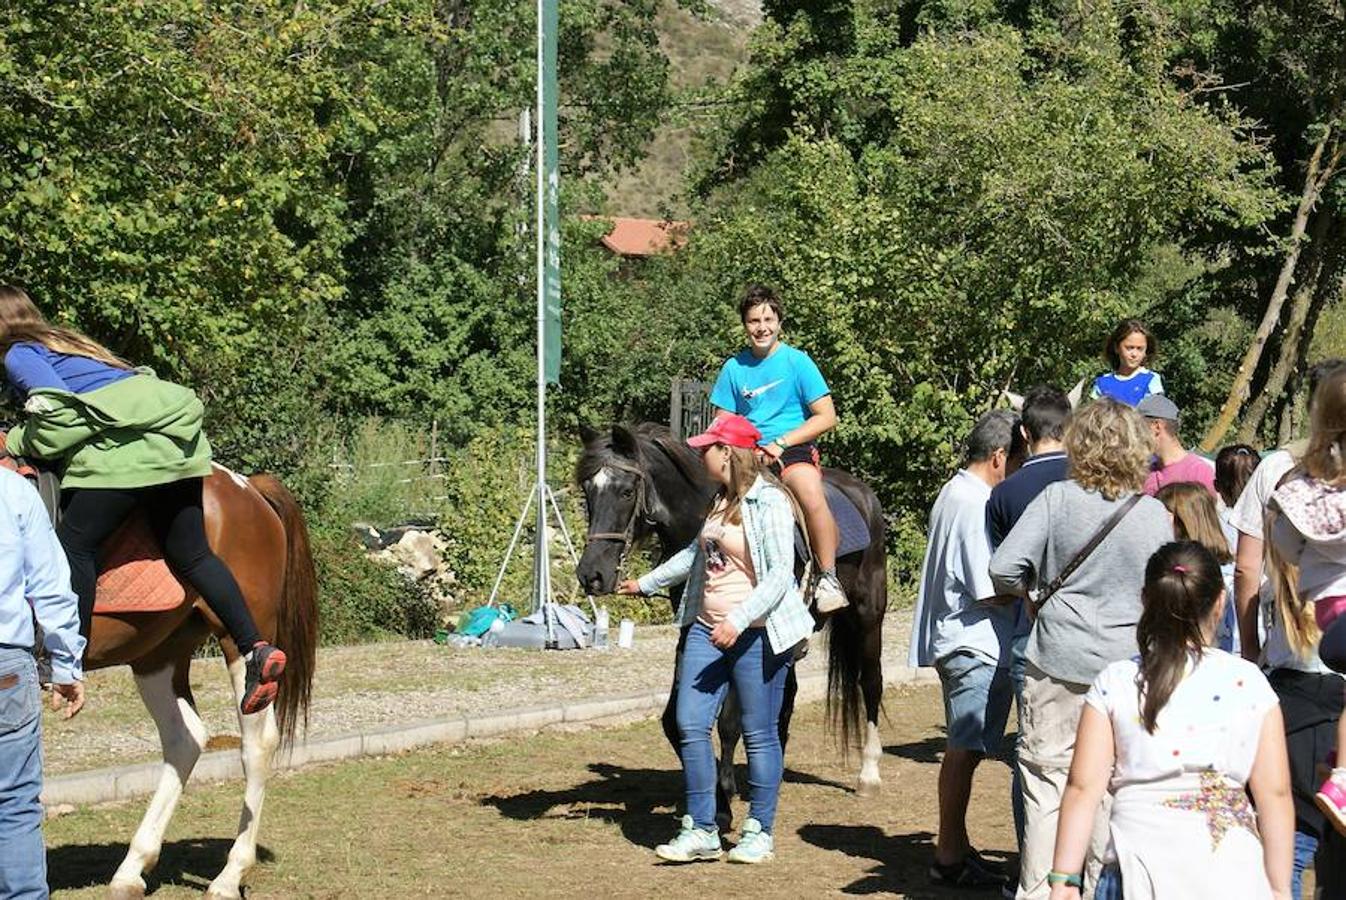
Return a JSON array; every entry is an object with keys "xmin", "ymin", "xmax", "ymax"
[
  {"xmin": 1094, "ymin": 863, "xmax": 1122, "ymax": 900},
  {"xmin": 1292, "ymin": 830, "xmax": 1317, "ymax": 900},
  {"xmin": 676, "ymin": 622, "xmax": 792, "ymax": 832},
  {"xmin": 0, "ymin": 648, "xmax": 46, "ymax": 899}
]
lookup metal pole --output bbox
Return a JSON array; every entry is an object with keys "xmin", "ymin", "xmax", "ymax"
[{"xmin": 533, "ymin": 0, "xmax": 555, "ymax": 647}]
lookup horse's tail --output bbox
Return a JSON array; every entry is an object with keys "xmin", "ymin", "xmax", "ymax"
[
  {"xmin": 825, "ymin": 607, "xmax": 865, "ymax": 755},
  {"xmin": 251, "ymin": 473, "xmax": 319, "ymax": 747}
]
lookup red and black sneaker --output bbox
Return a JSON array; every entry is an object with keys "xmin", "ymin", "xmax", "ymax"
[{"xmin": 240, "ymin": 642, "xmax": 287, "ymax": 715}]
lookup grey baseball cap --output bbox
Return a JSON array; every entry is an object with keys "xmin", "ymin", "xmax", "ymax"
[{"xmin": 1136, "ymin": 394, "xmax": 1179, "ymax": 422}]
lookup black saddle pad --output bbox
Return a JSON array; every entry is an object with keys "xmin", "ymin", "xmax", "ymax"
[{"xmin": 793, "ymin": 480, "xmax": 871, "ymax": 561}]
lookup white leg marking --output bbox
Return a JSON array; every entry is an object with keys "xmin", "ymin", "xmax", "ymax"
[
  {"xmin": 857, "ymin": 721, "xmax": 882, "ymax": 797},
  {"xmin": 205, "ymin": 657, "xmax": 280, "ymax": 900},
  {"xmin": 110, "ymin": 666, "xmax": 208, "ymax": 892}
]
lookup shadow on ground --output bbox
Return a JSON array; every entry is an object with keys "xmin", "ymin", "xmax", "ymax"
[
  {"xmin": 47, "ymin": 840, "xmax": 274, "ymax": 895},
  {"xmin": 886, "ymin": 731, "xmax": 1019, "ymax": 765},
  {"xmin": 481, "ymin": 762, "xmax": 856, "ymax": 847},
  {"xmin": 799, "ymin": 823, "xmax": 1013, "ymax": 898}
]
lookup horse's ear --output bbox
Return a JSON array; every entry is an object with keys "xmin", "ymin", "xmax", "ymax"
[
  {"xmin": 579, "ymin": 423, "xmax": 601, "ymax": 445},
  {"xmin": 1001, "ymin": 389, "xmax": 1024, "ymax": 412},
  {"xmin": 611, "ymin": 424, "xmax": 639, "ymax": 458}
]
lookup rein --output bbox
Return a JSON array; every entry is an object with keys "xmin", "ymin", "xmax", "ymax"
[{"xmin": 584, "ymin": 457, "xmax": 652, "ymax": 571}]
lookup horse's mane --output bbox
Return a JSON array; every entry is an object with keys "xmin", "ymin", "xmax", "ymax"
[{"xmin": 575, "ymin": 422, "xmax": 704, "ymax": 488}]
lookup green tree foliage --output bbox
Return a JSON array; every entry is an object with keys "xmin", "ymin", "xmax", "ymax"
[
  {"xmin": 0, "ymin": 0, "xmax": 683, "ymax": 460},
  {"xmin": 665, "ymin": 4, "xmax": 1280, "ymax": 569}
]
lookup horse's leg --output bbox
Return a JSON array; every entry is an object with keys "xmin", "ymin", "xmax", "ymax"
[
  {"xmin": 204, "ymin": 653, "xmax": 281, "ymax": 900},
  {"xmin": 662, "ymin": 625, "xmax": 687, "ymax": 754},
  {"xmin": 856, "ymin": 611, "xmax": 885, "ymax": 798},
  {"xmin": 778, "ymin": 664, "xmax": 798, "ymax": 751},
  {"xmin": 715, "ymin": 684, "xmax": 741, "ymax": 834},
  {"xmin": 109, "ymin": 658, "xmax": 208, "ymax": 899}
]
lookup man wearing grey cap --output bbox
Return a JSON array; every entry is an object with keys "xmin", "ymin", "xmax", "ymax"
[{"xmin": 1137, "ymin": 394, "xmax": 1217, "ymax": 496}]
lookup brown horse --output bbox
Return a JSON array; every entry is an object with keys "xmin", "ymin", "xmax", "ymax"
[{"xmin": 31, "ymin": 462, "xmax": 318, "ymax": 900}]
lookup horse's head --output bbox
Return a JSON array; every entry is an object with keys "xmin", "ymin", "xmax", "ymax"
[{"xmin": 575, "ymin": 424, "xmax": 648, "ymax": 596}]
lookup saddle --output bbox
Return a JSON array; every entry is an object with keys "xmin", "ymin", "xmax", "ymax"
[
  {"xmin": 792, "ymin": 480, "xmax": 872, "ymax": 561},
  {"xmin": 0, "ymin": 453, "xmax": 188, "ymax": 615}
]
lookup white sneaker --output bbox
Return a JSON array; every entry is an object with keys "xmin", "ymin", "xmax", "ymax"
[
  {"xmin": 655, "ymin": 815, "xmax": 722, "ymax": 862},
  {"xmin": 814, "ymin": 570, "xmax": 848, "ymax": 613},
  {"xmin": 726, "ymin": 818, "xmax": 775, "ymax": 863}
]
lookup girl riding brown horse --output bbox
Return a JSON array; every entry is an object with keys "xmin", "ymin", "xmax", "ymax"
[{"xmin": 0, "ymin": 285, "xmax": 285, "ymax": 715}]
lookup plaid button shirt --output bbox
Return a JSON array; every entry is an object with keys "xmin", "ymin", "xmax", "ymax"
[{"xmin": 637, "ymin": 476, "xmax": 811, "ymax": 656}]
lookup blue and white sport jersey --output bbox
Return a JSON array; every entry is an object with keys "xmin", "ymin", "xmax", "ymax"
[
  {"xmin": 4, "ymin": 341, "xmax": 134, "ymax": 397},
  {"xmin": 709, "ymin": 344, "xmax": 830, "ymax": 444},
  {"xmin": 1089, "ymin": 367, "xmax": 1164, "ymax": 407}
]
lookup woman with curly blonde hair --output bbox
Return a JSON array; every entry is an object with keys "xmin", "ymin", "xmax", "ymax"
[{"xmin": 991, "ymin": 398, "xmax": 1173, "ymax": 898}]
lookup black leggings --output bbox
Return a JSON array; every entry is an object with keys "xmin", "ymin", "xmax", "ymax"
[{"xmin": 58, "ymin": 478, "xmax": 262, "ymax": 650}]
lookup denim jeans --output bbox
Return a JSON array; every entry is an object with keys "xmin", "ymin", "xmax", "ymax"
[
  {"xmin": 1292, "ymin": 830, "xmax": 1318, "ymax": 900},
  {"xmin": 0, "ymin": 647, "xmax": 47, "ymax": 899},
  {"xmin": 1093, "ymin": 863, "xmax": 1122, "ymax": 900},
  {"xmin": 676, "ymin": 622, "xmax": 792, "ymax": 832}
]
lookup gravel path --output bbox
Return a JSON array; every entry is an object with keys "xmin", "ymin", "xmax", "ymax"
[{"xmin": 42, "ymin": 606, "xmax": 914, "ymax": 775}]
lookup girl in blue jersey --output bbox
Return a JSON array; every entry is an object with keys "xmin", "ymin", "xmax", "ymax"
[
  {"xmin": 1089, "ymin": 319, "xmax": 1164, "ymax": 407},
  {"xmin": 709, "ymin": 285, "xmax": 846, "ymax": 612}
]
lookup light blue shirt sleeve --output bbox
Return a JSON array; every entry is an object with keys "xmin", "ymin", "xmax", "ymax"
[
  {"xmin": 638, "ymin": 540, "xmax": 698, "ymax": 595},
  {"xmin": 15, "ymin": 476, "xmax": 84, "ymax": 681},
  {"xmin": 709, "ymin": 359, "xmax": 738, "ymax": 413},
  {"xmin": 794, "ymin": 350, "xmax": 830, "ymax": 405},
  {"xmin": 1148, "ymin": 372, "xmax": 1165, "ymax": 395}
]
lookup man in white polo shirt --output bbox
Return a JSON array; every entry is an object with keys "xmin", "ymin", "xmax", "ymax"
[
  {"xmin": 909, "ymin": 409, "xmax": 1017, "ymax": 890},
  {"xmin": 1232, "ymin": 358, "xmax": 1346, "ymax": 899}
]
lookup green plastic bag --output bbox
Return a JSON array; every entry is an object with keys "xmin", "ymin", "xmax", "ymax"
[{"xmin": 456, "ymin": 603, "xmax": 516, "ymax": 638}]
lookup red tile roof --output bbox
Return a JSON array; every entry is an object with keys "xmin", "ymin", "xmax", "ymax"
[{"xmin": 585, "ymin": 216, "xmax": 689, "ymax": 257}]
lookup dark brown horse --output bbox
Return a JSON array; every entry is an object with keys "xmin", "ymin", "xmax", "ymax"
[
  {"xmin": 7, "ymin": 454, "xmax": 319, "ymax": 900},
  {"xmin": 576, "ymin": 423, "xmax": 887, "ymax": 832}
]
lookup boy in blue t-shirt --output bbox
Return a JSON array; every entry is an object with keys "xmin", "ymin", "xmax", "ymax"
[{"xmin": 709, "ymin": 285, "xmax": 846, "ymax": 612}]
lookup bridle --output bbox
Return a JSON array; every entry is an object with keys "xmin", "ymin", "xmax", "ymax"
[{"xmin": 583, "ymin": 457, "xmax": 654, "ymax": 570}]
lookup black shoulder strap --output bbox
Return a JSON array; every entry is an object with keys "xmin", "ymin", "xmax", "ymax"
[{"xmin": 1035, "ymin": 493, "xmax": 1143, "ymax": 608}]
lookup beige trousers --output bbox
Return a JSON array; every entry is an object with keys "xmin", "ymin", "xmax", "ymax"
[{"xmin": 1015, "ymin": 662, "xmax": 1111, "ymax": 900}]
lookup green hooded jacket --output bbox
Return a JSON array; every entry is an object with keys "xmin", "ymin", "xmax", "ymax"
[{"xmin": 7, "ymin": 372, "xmax": 213, "ymax": 489}]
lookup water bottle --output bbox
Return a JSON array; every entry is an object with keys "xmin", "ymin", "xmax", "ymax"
[{"xmin": 593, "ymin": 606, "xmax": 610, "ymax": 650}]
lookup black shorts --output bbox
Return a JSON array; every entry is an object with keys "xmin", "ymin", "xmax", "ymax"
[{"xmin": 773, "ymin": 442, "xmax": 820, "ymax": 474}]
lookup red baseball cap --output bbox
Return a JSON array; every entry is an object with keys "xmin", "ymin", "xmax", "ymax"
[{"xmin": 686, "ymin": 413, "xmax": 762, "ymax": 450}]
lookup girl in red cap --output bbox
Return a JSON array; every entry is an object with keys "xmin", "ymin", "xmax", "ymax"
[{"xmin": 619, "ymin": 413, "xmax": 813, "ymax": 864}]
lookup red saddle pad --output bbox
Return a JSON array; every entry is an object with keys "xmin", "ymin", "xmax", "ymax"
[{"xmin": 93, "ymin": 511, "xmax": 189, "ymax": 614}]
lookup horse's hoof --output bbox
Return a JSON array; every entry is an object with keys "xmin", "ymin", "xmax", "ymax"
[
  {"xmin": 856, "ymin": 777, "xmax": 882, "ymax": 798},
  {"xmin": 108, "ymin": 881, "xmax": 146, "ymax": 900}
]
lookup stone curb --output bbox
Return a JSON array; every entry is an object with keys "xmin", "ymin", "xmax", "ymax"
[{"xmin": 41, "ymin": 664, "xmax": 938, "ymax": 808}]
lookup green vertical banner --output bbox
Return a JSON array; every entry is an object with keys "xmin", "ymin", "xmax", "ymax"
[{"xmin": 541, "ymin": 0, "xmax": 562, "ymax": 384}]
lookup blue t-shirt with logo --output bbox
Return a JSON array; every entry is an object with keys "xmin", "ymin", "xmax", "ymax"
[
  {"xmin": 709, "ymin": 344, "xmax": 830, "ymax": 444},
  {"xmin": 1089, "ymin": 368, "xmax": 1164, "ymax": 407}
]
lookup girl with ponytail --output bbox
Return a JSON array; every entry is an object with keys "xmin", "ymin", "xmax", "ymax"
[
  {"xmin": 1267, "ymin": 366, "xmax": 1346, "ymax": 832},
  {"xmin": 1048, "ymin": 542, "xmax": 1293, "ymax": 900}
]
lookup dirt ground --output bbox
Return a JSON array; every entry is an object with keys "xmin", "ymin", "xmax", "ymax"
[
  {"xmin": 43, "ymin": 608, "xmax": 916, "ymax": 776},
  {"xmin": 45, "ymin": 683, "xmax": 1019, "ymax": 899}
]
